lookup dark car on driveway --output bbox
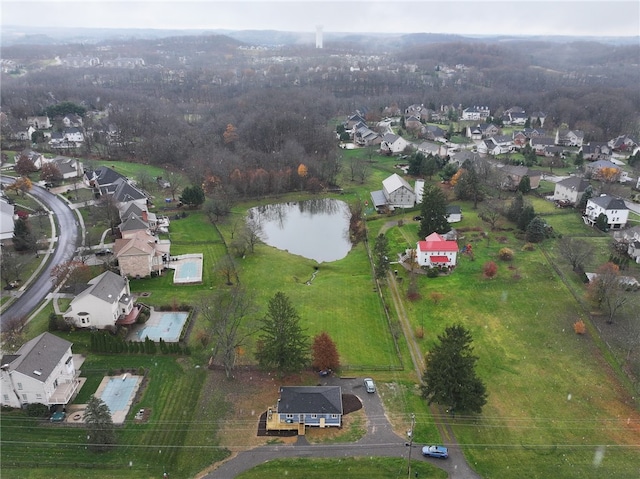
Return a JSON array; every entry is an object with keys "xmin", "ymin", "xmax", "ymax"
[{"xmin": 422, "ymin": 445, "xmax": 448, "ymax": 459}]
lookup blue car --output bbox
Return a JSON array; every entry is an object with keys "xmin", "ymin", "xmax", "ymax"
[{"xmin": 422, "ymin": 445, "xmax": 448, "ymax": 459}]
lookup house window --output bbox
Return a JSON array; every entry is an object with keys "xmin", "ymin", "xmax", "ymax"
[
  {"xmin": 36, "ymin": 394, "xmax": 42, "ymax": 400},
  {"xmin": 331, "ymin": 414, "xmax": 338, "ymax": 418},
  {"xmin": 286, "ymin": 414, "xmax": 293, "ymax": 419},
  {"xmin": 21, "ymin": 394, "xmax": 27, "ymax": 401},
  {"xmin": 17, "ymin": 383, "xmax": 23, "ymax": 390},
  {"xmin": 3, "ymin": 394, "xmax": 9, "ymax": 402},
  {"xmin": 311, "ymin": 414, "xmax": 317, "ymax": 418}
]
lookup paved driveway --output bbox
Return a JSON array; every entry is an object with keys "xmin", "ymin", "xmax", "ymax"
[{"xmin": 203, "ymin": 376, "xmax": 481, "ymax": 479}]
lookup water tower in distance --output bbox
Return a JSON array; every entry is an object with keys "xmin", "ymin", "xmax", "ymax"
[{"xmin": 315, "ymin": 25, "xmax": 323, "ymax": 49}]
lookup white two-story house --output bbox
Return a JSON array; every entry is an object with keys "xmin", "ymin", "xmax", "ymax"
[
  {"xmin": 64, "ymin": 271, "xmax": 136, "ymax": 329},
  {"xmin": 416, "ymin": 232, "xmax": 459, "ymax": 269},
  {"xmin": 1, "ymin": 332, "xmax": 81, "ymax": 408},
  {"xmin": 584, "ymin": 195, "xmax": 629, "ymax": 230}
]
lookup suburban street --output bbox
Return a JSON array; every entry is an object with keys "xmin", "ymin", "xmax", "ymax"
[{"xmin": 0, "ymin": 176, "xmax": 80, "ymax": 329}]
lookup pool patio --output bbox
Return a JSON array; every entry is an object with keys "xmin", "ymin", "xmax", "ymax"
[{"xmin": 167, "ymin": 253, "xmax": 203, "ymax": 284}]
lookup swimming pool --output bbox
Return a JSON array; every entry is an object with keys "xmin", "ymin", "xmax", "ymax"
[
  {"xmin": 136, "ymin": 311, "xmax": 189, "ymax": 342},
  {"xmin": 99, "ymin": 376, "xmax": 140, "ymax": 416},
  {"xmin": 176, "ymin": 261, "xmax": 198, "ymax": 280},
  {"xmin": 172, "ymin": 254, "xmax": 203, "ymax": 284}
]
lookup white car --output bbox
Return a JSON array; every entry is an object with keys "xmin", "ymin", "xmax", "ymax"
[{"xmin": 364, "ymin": 377, "xmax": 376, "ymax": 393}]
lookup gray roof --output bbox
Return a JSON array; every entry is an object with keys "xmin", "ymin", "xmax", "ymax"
[
  {"xmin": 277, "ymin": 386, "xmax": 342, "ymax": 415},
  {"xmin": 382, "ymin": 133, "xmax": 400, "ymax": 143},
  {"xmin": 112, "ymin": 178, "xmax": 147, "ymax": 203},
  {"xmin": 1, "ymin": 332, "xmax": 72, "ymax": 383},
  {"xmin": 370, "ymin": 190, "xmax": 388, "ymax": 208},
  {"xmin": 80, "ymin": 271, "xmax": 130, "ymax": 305},
  {"xmin": 589, "ymin": 195, "xmax": 628, "ymax": 211},
  {"xmin": 557, "ymin": 176, "xmax": 589, "ymax": 191},
  {"xmin": 119, "ymin": 214, "xmax": 148, "ymax": 232},
  {"xmin": 446, "ymin": 205, "xmax": 462, "ymax": 215},
  {"xmin": 92, "ymin": 166, "xmax": 126, "ymax": 186}
]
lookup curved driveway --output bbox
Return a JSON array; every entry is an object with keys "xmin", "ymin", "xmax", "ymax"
[
  {"xmin": 204, "ymin": 377, "xmax": 480, "ymax": 479},
  {"xmin": 1, "ymin": 176, "xmax": 80, "ymax": 329}
]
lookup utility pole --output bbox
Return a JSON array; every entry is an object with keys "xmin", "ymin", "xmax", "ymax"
[{"xmin": 407, "ymin": 413, "xmax": 416, "ymax": 478}]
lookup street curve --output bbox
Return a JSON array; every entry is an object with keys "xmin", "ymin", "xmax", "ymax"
[{"xmin": 1, "ymin": 176, "xmax": 80, "ymax": 329}]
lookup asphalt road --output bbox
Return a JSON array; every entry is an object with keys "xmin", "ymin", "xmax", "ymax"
[
  {"xmin": 1, "ymin": 177, "xmax": 80, "ymax": 329},
  {"xmin": 204, "ymin": 377, "xmax": 481, "ymax": 479}
]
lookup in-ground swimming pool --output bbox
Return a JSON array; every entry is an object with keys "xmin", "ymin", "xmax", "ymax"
[
  {"xmin": 99, "ymin": 376, "xmax": 140, "ymax": 416},
  {"xmin": 136, "ymin": 311, "xmax": 189, "ymax": 342}
]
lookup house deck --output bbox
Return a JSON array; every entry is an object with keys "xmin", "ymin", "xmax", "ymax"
[{"xmin": 265, "ymin": 407, "xmax": 305, "ymax": 435}]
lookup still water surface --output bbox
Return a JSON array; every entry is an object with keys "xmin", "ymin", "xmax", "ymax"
[{"xmin": 248, "ymin": 198, "xmax": 352, "ymax": 262}]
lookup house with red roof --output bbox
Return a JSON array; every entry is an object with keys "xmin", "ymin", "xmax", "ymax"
[{"xmin": 417, "ymin": 232, "xmax": 459, "ymax": 269}]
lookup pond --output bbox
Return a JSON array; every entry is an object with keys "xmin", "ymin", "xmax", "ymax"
[{"xmin": 248, "ymin": 198, "xmax": 352, "ymax": 263}]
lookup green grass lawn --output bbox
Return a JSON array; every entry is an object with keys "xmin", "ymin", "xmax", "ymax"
[
  {"xmin": 0, "ymin": 355, "xmax": 229, "ymax": 479},
  {"xmin": 235, "ymin": 457, "xmax": 448, "ymax": 479}
]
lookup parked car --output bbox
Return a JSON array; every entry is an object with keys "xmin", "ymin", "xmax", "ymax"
[
  {"xmin": 364, "ymin": 377, "xmax": 376, "ymax": 393},
  {"xmin": 422, "ymin": 445, "xmax": 448, "ymax": 459},
  {"xmin": 95, "ymin": 248, "xmax": 111, "ymax": 256}
]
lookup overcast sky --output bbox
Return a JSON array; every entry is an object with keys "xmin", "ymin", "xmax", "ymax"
[{"xmin": 2, "ymin": 1, "xmax": 639, "ymax": 37}]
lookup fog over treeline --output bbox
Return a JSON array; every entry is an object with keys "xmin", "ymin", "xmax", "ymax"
[{"xmin": 2, "ymin": 31, "xmax": 639, "ymax": 195}]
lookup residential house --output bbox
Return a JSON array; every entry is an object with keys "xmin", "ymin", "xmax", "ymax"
[
  {"xmin": 18, "ymin": 149, "xmax": 46, "ymax": 169},
  {"xmin": 461, "ymin": 106, "xmax": 490, "ymax": 121},
  {"xmin": 613, "ymin": 226, "xmax": 640, "ymax": 264},
  {"xmin": 529, "ymin": 111, "xmax": 547, "ymax": 127},
  {"xmin": 354, "ymin": 125, "xmax": 381, "ymax": 147},
  {"xmin": 423, "ymin": 125, "xmax": 447, "ymax": 143},
  {"xmin": 416, "ymin": 141, "xmax": 448, "ymax": 158},
  {"xmin": 380, "ymin": 133, "xmax": 410, "ymax": 155},
  {"xmin": 499, "ymin": 165, "xmax": 542, "ymax": 190},
  {"xmin": 416, "ymin": 232, "xmax": 458, "ymax": 269},
  {"xmin": 584, "ymin": 195, "xmax": 628, "ymax": 230},
  {"xmin": 502, "ymin": 107, "xmax": 527, "ymax": 126},
  {"xmin": 553, "ymin": 176, "xmax": 590, "ymax": 205},
  {"xmin": 405, "ymin": 115, "xmax": 422, "ymax": 132},
  {"xmin": 405, "ymin": 104, "xmax": 429, "ymax": 120},
  {"xmin": 449, "ymin": 150, "xmax": 482, "ymax": 168},
  {"xmin": 580, "ymin": 143, "xmax": 612, "ymax": 161},
  {"xmin": 26, "ymin": 116, "xmax": 51, "ymax": 130},
  {"xmin": 62, "ymin": 114, "xmax": 83, "ymax": 128},
  {"xmin": 530, "ymin": 137, "xmax": 556, "ymax": 155},
  {"xmin": 556, "ymin": 129, "xmax": 584, "ymax": 147},
  {"xmin": 51, "ymin": 157, "xmax": 83, "ymax": 180},
  {"xmin": 112, "ymin": 178, "xmax": 148, "ymax": 210},
  {"xmin": 113, "ymin": 230, "xmax": 170, "ymax": 278},
  {"xmin": 478, "ymin": 135, "xmax": 513, "ymax": 155},
  {"xmin": 608, "ymin": 135, "xmax": 638, "ymax": 153},
  {"xmin": 0, "ymin": 197, "xmax": 15, "ymax": 240},
  {"xmin": 584, "ymin": 159, "xmax": 621, "ymax": 180},
  {"xmin": 467, "ymin": 123, "xmax": 501, "ymax": 140},
  {"xmin": 446, "ymin": 205, "xmax": 462, "ymax": 223},
  {"xmin": 267, "ymin": 386, "xmax": 343, "ymax": 432},
  {"xmin": 85, "ymin": 165, "xmax": 127, "ymax": 190},
  {"xmin": 119, "ymin": 202, "xmax": 158, "ymax": 232},
  {"xmin": 64, "ymin": 271, "xmax": 137, "ymax": 329},
  {"xmin": 0, "ymin": 332, "xmax": 82, "ymax": 408},
  {"xmin": 11, "ymin": 125, "xmax": 36, "ymax": 142},
  {"xmin": 344, "ymin": 113, "xmax": 367, "ymax": 130}
]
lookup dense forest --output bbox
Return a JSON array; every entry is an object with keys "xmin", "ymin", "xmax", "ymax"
[{"xmin": 1, "ymin": 32, "xmax": 639, "ymax": 196}]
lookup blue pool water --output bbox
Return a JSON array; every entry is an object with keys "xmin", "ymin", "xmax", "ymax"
[
  {"xmin": 175, "ymin": 261, "xmax": 199, "ymax": 280},
  {"xmin": 136, "ymin": 312, "xmax": 189, "ymax": 342},
  {"xmin": 100, "ymin": 377, "xmax": 139, "ymax": 414}
]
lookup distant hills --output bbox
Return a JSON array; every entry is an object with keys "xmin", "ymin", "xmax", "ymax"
[{"xmin": 1, "ymin": 24, "xmax": 637, "ymax": 48}]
